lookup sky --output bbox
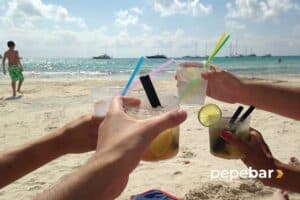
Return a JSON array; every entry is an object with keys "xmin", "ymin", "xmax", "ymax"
[{"xmin": 0, "ymin": 0, "xmax": 299, "ymax": 58}]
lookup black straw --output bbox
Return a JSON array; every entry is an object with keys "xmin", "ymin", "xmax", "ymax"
[
  {"xmin": 239, "ymin": 105, "xmax": 255, "ymax": 122},
  {"xmin": 139, "ymin": 75, "xmax": 161, "ymax": 108},
  {"xmin": 229, "ymin": 106, "xmax": 244, "ymax": 126}
]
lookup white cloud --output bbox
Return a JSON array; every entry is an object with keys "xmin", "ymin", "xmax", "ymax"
[
  {"xmin": 131, "ymin": 7, "xmax": 143, "ymax": 15},
  {"xmin": 115, "ymin": 8, "xmax": 142, "ymax": 27},
  {"xmin": 141, "ymin": 23, "xmax": 152, "ymax": 32},
  {"xmin": 225, "ymin": 20, "xmax": 246, "ymax": 30},
  {"xmin": 226, "ymin": 0, "xmax": 299, "ymax": 21},
  {"xmin": 1, "ymin": 21, "xmax": 299, "ymax": 57},
  {"xmin": 3, "ymin": 0, "xmax": 85, "ymax": 27},
  {"xmin": 153, "ymin": 0, "xmax": 212, "ymax": 17}
]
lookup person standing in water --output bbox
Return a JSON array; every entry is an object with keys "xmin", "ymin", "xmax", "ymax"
[{"xmin": 2, "ymin": 41, "xmax": 24, "ymax": 97}]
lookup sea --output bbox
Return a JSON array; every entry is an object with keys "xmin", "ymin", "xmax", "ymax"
[{"xmin": 3, "ymin": 56, "xmax": 300, "ymax": 80}]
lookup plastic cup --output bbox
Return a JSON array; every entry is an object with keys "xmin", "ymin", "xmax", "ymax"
[
  {"xmin": 126, "ymin": 95, "xmax": 180, "ymax": 161},
  {"xmin": 94, "ymin": 97, "xmax": 113, "ymax": 117},
  {"xmin": 92, "ymin": 87, "xmax": 121, "ymax": 117},
  {"xmin": 176, "ymin": 61, "xmax": 207, "ymax": 105},
  {"xmin": 208, "ymin": 116, "xmax": 250, "ymax": 159}
]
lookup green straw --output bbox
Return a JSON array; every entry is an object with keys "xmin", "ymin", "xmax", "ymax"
[
  {"xmin": 204, "ymin": 33, "xmax": 230, "ymax": 69},
  {"xmin": 209, "ymin": 34, "xmax": 230, "ymax": 63},
  {"xmin": 179, "ymin": 78, "xmax": 200, "ymax": 101},
  {"xmin": 180, "ymin": 33, "xmax": 230, "ymax": 101}
]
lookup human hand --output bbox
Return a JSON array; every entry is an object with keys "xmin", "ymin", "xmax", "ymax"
[
  {"xmin": 220, "ymin": 128, "xmax": 277, "ymax": 185},
  {"xmin": 57, "ymin": 115, "xmax": 104, "ymax": 154},
  {"xmin": 3, "ymin": 69, "xmax": 6, "ymax": 75},
  {"xmin": 201, "ymin": 66, "xmax": 245, "ymax": 103},
  {"xmin": 93, "ymin": 96, "xmax": 187, "ymax": 198}
]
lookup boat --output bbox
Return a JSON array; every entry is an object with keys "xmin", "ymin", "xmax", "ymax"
[
  {"xmin": 92, "ymin": 54, "xmax": 111, "ymax": 59},
  {"xmin": 181, "ymin": 55, "xmax": 203, "ymax": 59},
  {"xmin": 146, "ymin": 55, "xmax": 167, "ymax": 59}
]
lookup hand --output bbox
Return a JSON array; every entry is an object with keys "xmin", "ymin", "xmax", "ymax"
[
  {"xmin": 220, "ymin": 128, "xmax": 277, "ymax": 185},
  {"xmin": 93, "ymin": 96, "xmax": 187, "ymax": 198},
  {"xmin": 57, "ymin": 115, "xmax": 104, "ymax": 154},
  {"xmin": 3, "ymin": 69, "xmax": 6, "ymax": 75},
  {"xmin": 201, "ymin": 66, "xmax": 245, "ymax": 103}
]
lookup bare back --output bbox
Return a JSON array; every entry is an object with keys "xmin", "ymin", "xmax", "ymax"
[{"xmin": 4, "ymin": 49, "xmax": 20, "ymax": 66}]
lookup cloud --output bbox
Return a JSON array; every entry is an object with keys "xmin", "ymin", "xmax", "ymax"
[
  {"xmin": 115, "ymin": 8, "xmax": 142, "ymax": 27},
  {"xmin": 225, "ymin": 20, "xmax": 246, "ymax": 30},
  {"xmin": 131, "ymin": 7, "xmax": 143, "ymax": 15},
  {"xmin": 226, "ymin": 0, "xmax": 299, "ymax": 21},
  {"xmin": 153, "ymin": 0, "xmax": 212, "ymax": 17},
  {"xmin": 141, "ymin": 23, "xmax": 152, "ymax": 32},
  {"xmin": 3, "ymin": 0, "xmax": 85, "ymax": 27}
]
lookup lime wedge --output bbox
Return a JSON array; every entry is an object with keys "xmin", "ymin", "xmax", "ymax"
[{"xmin": 198, "ymin": 104, "xmax": 222, "ymax": 127}]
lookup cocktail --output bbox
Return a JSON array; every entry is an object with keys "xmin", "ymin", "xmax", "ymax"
[
  {"xmin": 176, "ymin": 61, "xmax": 207, "ymax": 105},
  {"xmin": 209, "ymin": 116, "xmax": 250, "ymax": 159},
  {"xmin": 126, "ymin": 95, "xmax": 180, "ymax": 161},
  {"xmin": 198, "ymin": 104, "xmax": 254, "ymax": 159}
]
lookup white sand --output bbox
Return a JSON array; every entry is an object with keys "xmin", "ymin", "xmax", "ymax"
[{"xmin": 0, "ymin": 76, "xmax": 300, "ymax": 200}]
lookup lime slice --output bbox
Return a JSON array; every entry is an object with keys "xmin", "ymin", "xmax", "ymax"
[
  {"xmin": 149, "ymin": 129, "xmax": 173, "ymax": 157},
  {"xmin": 198, "ymin": 104, "xmax": 222, "ymax": 127}
]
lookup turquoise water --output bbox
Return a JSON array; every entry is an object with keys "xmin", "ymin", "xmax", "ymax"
[{"xmin": 10, "ymin": 56, "xmax": 300, "ymax": 79}]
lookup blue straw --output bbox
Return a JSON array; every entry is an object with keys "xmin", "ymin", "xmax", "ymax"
[{"xmin": 121, "ymin": 56, "xmax": 145, "ymax": 96}]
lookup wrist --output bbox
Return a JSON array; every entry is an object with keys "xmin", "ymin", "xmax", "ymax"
[
  {"xmin": 46, "ymin": 127, "xmax": 70, "ymax": 156},
  {"xmin": 258, "ymin": 158, "xmax": 286, "ymax": 188},
  {"xmin": 80, "ymin": 153, "xmax": 125, "ymax": 199}
]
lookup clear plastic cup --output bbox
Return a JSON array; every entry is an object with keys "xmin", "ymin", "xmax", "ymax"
[
  {"xmin": 92, "ymin": 87, "xmax": 121, "ymax": 117},
  {"xmin": 126, "ymin": 95, "xmax": 180, "ymax": 161},
  {"xmin": 176, "ymin": 61, "xmax": 207, "ymax": 105},
  {"xmin": 209, "ymin": 116, "xmax": 250, "ymax": 159}
]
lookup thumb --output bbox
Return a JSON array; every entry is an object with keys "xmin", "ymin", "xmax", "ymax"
[
  {"xmin": 145, "ymin": 109, "xmax": 187, "ymax": 140},
  {"xmin": 220, "ymin": 131, "xmax": 249, "ymax": 153}
]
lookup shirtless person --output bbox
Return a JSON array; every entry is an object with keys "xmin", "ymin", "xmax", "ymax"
[{"xmin": 2, "ymin": 41, "xmax": 24, "ymax": 97}]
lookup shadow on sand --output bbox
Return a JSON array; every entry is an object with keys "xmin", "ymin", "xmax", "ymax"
[{"xmin": 5, "ymin": 95, "xmax": 23, "ymax": 101}]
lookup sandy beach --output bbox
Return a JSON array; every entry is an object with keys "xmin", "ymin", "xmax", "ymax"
[{"xmin": 0, "ymin": 75, "xmax": 300, "ymax": 200}]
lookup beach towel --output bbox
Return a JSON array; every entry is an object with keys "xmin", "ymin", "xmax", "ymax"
[{"xmin": 130, "ymin": 189, "xmax": 181, "ymax": 200}]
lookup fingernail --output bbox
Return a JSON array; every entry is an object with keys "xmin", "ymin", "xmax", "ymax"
[
  {"xmin": 177, "ymin": 108, "xmax": 186, "ymax": 114},
  {"xmin": 220, "ymin": 131, "xmax": 233, "ymax": 140},
  {"xmin": 176, "ymin": 109, "xmax": 187, "ymax": 119}
]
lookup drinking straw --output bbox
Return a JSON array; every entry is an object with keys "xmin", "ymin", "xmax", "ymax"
[
  {"xmin": 179, "ymin": 33, "xmax": 230, "ymax": 101},
  {"xmin": 239, "ymin": 105, "xmax": 255, "ymax": 122},
  {"xmin": 121, "ymin": 56, "xmax": 145, "ymax": 96},
  {"xmin": 140, "ymin": 75, "xmax": 161, "ymax": 107},
  {"xmin": 204, "ymin": 33, "xmax": 230, "ymax": 69},
  {"xmin": 148, "ymin": 59, "xmax": 175, "ymax": 77},
  {"xmin": 210, "ymin": 32, "xmax": 226, "ymax": 57},
  {"xmin": 229, "ymin": 106, "xmax": 244, "ymax": 126},
  {"xmin": 179, "ymin": 78, "xmax": 199, "ymax": 101},
  {"xmin": 209, "ymin": 34, "xmax": 230, "ymax": 63},
  {"xmin": 126, "ymin": 59, "xmax": 175, "ymax": 92}
]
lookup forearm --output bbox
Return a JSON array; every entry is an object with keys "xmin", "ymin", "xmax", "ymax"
[
  {"xmin": 0, "ymin": 129, "xmax": 65, "ymax": 188},
  {"xmin": 239, "ymin": 81, "xmax": 300, "ymax": 120},
  {"xmin": 263, "ymin": 160, "xmax": 300, "ymax": 192},
  {"xmin": 35, "ymin": 154, "xmax": 124, "ymax": 200}
]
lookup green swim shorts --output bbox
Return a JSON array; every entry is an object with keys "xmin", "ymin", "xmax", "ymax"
[{"xmin": 8, "ymin": 66, "xmax": 24, "ymax": 81}]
